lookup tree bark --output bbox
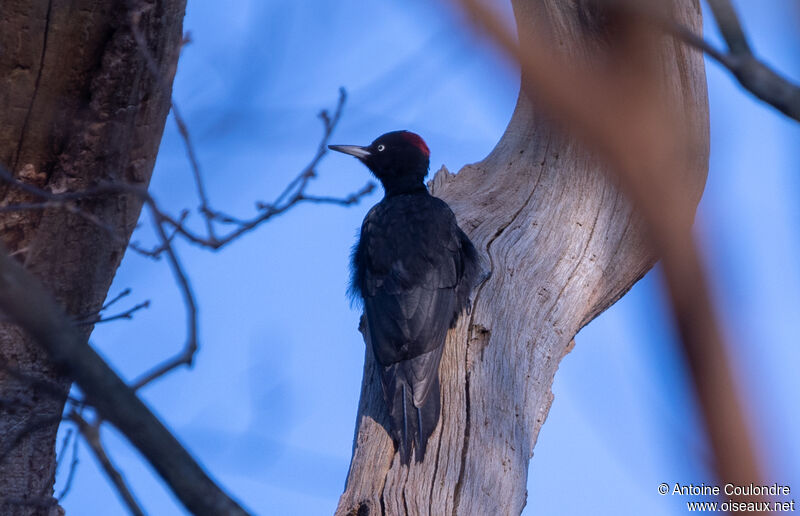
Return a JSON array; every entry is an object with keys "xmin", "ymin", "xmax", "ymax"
[
  {"xmin": 0, "ymin": 1, "xmax": 185, "ymax": 512},
  {"xmin": 336, "ymin": 1, "xmax": 708, "ymax": 514}
]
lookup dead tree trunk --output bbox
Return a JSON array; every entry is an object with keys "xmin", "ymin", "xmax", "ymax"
[
  {"xmin": 0, "ymin": 1, "xmax": 185, "ymax": 512},
  {"xmin": 336, "ymin": 1, "xmax": 709, "ymax": 514}
]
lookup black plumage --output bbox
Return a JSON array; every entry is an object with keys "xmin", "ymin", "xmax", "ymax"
[{"xmin": 330, "ymin": 131, "xmax": 481, "ymax": 464}]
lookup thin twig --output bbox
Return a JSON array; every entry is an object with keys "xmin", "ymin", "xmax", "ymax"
[
  {"xmin": 0, "ymin": 87, "xmax": 371, "ymax": 395},
  {"xmin": 0, "ymin": 245, "xmax": 251, "ymax": 514},
  {"xmin": 75, "ymin": 300, "xmax": 151, "ymax": 326},
  {"xmin": 0, "ymin": 192, "xmax": 130, "ymax": 246},
  {"xmin": 147, "ymin": 90, "xmax": 374, "ymax": 252},
  {"xmin": 57, "ymin": 426, "xmax": 81, "ymax": 501},
  {"xmin": 54, "ymin": 427, "xmax": 74, "ymax": 479},
  {"xmin": 0, "ymin": 91, "xmax": 371, "ymax": 257},
  {"xmin": 70, "ymin": 412, "xmax": 145, "ymax": 516},
  {"xmin": 621, "ymin": 0, "xmax": 800, "ymax": 121},
  {"xmin": 128, "ymin": 209, "xmax": 188, "ymax": 259},
  {"xmin": 72, "ymin": 288, "xmax": 136, "ymax": 323},
  {"xmin": 130, "ymin": 207, "xmax": 197, "ymax": 390},
  {"xmin": 102, "ymin": 289, "xmax": 133, "ymax": 311},
  {"xmin": 298, "ymin": 183, "xmax": 377, "ymax": 206},
  {"xmin": 0, "ymin": 165, "xmax": 199, "ymax": 389},
  {"xmin": 130, "ymin": 8, "xmax": 215, "ymax": 242},
  {"xmin": 171, "ymin": 101, "xmax": 217, "ymax": 241}
]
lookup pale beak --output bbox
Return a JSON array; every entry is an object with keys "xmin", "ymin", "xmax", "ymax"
[{"xmin": 328, "ymin": 145, "xmax": 371, "ymax": 159}]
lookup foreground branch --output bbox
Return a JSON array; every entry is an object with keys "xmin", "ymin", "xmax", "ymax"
[
  {"xmin": 704, "ymin": 0, "xmax": 800, "ymax": 121},
  {"xmin": 630, "ymin": 0, "xmax": 800, "ymax": 121},
  {"xmin": 69, "ymin": 413, "xmax": 144, "ymax": 516},
  {"xmin": 0, "ymin": 243, "xmax": 250, "ymax": 516}
]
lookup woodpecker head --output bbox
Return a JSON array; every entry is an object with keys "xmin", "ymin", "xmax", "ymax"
[{"xmin": 329, "ymin": 131, "xmax": 430, "ymax": 194}]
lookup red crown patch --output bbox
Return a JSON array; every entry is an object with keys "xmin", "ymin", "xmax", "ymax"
[{"xmin": 401, "ymin": 131, "xmax": 430, "ymax": 158}]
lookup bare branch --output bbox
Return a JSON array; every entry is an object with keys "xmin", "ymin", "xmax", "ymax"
[
  {"xmin": 54, "ymin": 428, "xmax": 74, "ymax": 480},
  {"xmin": 152, "ymin": 88, "xmax": 376, "ymax": 252},
  {"xmin": 624, "ymin": 0, "xmax": 800, "ymax": 121},
  {"xmin": 128, "ymin": 11, "xmax": 376, "ymax": 251},
  {"xmin": 102, "ymin": 289, "xmax": 133, "ymax": 311},
  {"xmin": 170, "ymin": 101, "xmax": 217, "ymax": 241},
  {"xmin": 1, "ymin": 9, "xmax": 372, "ymax": 506},
  {"xmin": 75, "ymin": 300, "xmax": 150, "ymax": 327},
  {"xmin": 0, "ymin": 189, "xmax": 129, "ymax": 246},
  {"xmin": 0, "ymin": 242, "xmax": 251, "ymax": 515},
  {"xmin": 298, "ymin": 182, "xmax": 377, "ymax": 206},
  {"xmin": 705, "ymin": 0, "xmax": 751, "ymax": 55},
  {"xmin": 129, "ymin": 210, "xmax": 198, "ymax": 390},
  {"xmin": 129, "ymin": 210, "xmax": 187, "ymax": 259},
  {"xmin": 70, "ymin": 412, "xmax": 144, "ymax": 516},
  {"xmin": 0, "ymin": 87, "xmax": 371, "ymax": 397},
  {"xmin": 57, "ymin": 427, "xmax": 81, "ymax": 501}
]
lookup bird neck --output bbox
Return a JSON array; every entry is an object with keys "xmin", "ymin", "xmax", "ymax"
[{"xmin": 380, "ymin": 176, "xmax": 428, "ymax": 197}]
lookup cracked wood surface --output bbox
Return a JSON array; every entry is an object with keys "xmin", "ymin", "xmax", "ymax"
[
  {"xmin": 335, "ymin": 1, "xmax": 708, "ymax": 514},
  {"xmin": 0, "ymin": 1, "xmax": 185, "ymax": 512}
]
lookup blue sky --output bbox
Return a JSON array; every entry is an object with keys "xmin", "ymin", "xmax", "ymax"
[{"xmin": 56, "ymin": 1, "xmax": 799, "ymax": 514}]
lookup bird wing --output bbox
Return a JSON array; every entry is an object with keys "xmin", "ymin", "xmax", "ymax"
[{"xmin": 358, "ymin": 195, "xmax": 468, "ymax": 406}]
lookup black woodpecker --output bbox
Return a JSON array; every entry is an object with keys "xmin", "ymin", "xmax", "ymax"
[{"xmin": 329, "ymin": 130, "xmax": 482, "ymax": 464}]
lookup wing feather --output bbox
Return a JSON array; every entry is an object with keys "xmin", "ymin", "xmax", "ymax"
[{"xmin": 352, "ymin": 193, "xmax": 482, "ymax": 453}]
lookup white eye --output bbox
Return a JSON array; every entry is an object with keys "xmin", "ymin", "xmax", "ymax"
[{"xmin": 377, "ymin": 144, "xmax": 385, "ymax": 152}]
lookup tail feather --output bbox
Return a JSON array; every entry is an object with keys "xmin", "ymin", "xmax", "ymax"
[
  {"xmin": 383, "ymin": 369, "xmax": 441, "ymax": 465},
  {"xmin": 401, "ymin": 384, "xmax": 409, "ymax": 459}
]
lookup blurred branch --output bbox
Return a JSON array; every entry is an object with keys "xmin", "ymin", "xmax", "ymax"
[
  {"xmin": 129, "ymin": 9, "xmax": 376, "ymax": 251},
  {"xmin": 74, "ymin": 300, "xmax": 150, "ymax": 326},
  {"xmin": 56, "ymin": 427, "xmax": 80, "ymax": 501},
  {"xmin": 129, "ymin": 208, "xmax": 199, "ymax": 390},
  {"xmin": 706, "ymin": 0, "xmax": 750, "ymax": 55},
  {"xmin": 73, "ymin": 289, "xmax": 150, "ymax": 326},
  {"xmin": 621, "ymin": 0, "xmax": 800, "ymax": 121},
  {"xmin": 0, "ymin": 86, "xmax": 372, "ymax": 398},
  {"xmin": 453, "ymin": 0, "xmax": 762, "ymax": 489},
  {"xmin": 69, "ymin": 412, "xmax": 145, "ymax": 516},
  {"xmin": 0, "ymin": 241, "xmax": 250, "ymax": 515},
  {"xmin": 0, "ymin": 6, "xmax": 374, "ymax": 508},
  {"xmin": 156, "ymin": 88, "xmax": 375, "ymax": 251},
  {"xmin": 0, "ymin": 164, "xmax": 201, "ymax": 391},
  {"xmin": 703, "ymin": 0, "xmax": 800, "ymax": 121},
  {"xmin": 101, "ymin": 289, "xmax": 132, "ymax": 311}
]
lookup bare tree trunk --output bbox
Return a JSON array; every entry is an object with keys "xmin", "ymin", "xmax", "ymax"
[
  {"xmin": 0, "ymin": 1, "xmax": 185, "ymax": 512},
  {"xmin": 336, "ymin": 1, "xmax": 709, "ymax": 514}
]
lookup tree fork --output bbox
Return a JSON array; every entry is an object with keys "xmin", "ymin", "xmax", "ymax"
[{"xmin": 336, "ymin": 1, "xmax": 708, "ymax": 514}]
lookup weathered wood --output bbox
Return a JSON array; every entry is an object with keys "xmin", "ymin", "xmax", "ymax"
[
  {"xmin": 336, "ymin": 1, "xmax": 708, "ymax": 514},
  {"xmin": 0, "ymin": 1, "xmax": 185, "ymax": 512}
]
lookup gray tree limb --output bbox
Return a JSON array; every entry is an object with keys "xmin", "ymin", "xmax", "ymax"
[
  {"xmin": 335, "ymin": 1, "xmax": 710, "ymax": 514},
  {"xmin": 704, "ymin": 0, "xmax": 800, "ymax": 122}
]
